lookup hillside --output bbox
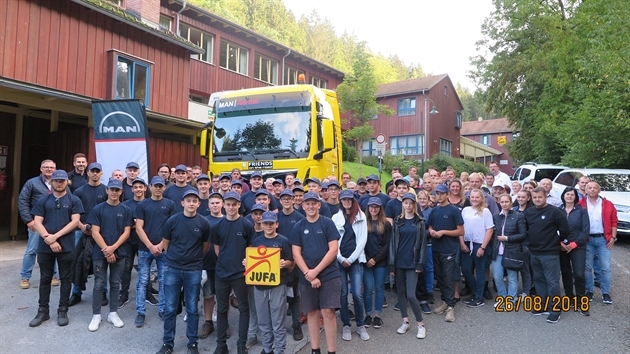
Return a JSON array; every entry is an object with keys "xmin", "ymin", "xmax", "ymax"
[{"xmin": 342, "ymin": 162, "xmax": 392, "ymax": 192}]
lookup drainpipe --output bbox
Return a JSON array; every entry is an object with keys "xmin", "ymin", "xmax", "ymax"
[
  {"xmin": 176, "ymin": 1, "xmax": 187, "ymax": 36},
  {"xmin": 281, "ymin": 49, "xmax": 291, "ymax": 85}
]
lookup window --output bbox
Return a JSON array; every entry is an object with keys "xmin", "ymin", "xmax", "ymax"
[
  {"xmin": 397, "ymin": 97, "xmax": 416, "ymax": 117},
  {"xmin": 481, "ymin": 135, "xmax": 491, "ymax": 145},
  {"xmin": 311, "ymin": 76, "xmax": 327, "ymax": 89},
  {"xmin": 106, "ymin": 0, "xmax": 122, "ymax": 5},
  {"xmin": 455, "ymin": 111, "xmax": 463, "ymax": 129},
  {"xmin": 362, "ymin": 139, "xmax": 377, "ymax": 156},
  {"xmin": 189, "ymin": 93, "xmax": 208, "ymax": 103},
  {"xmin": 115, "ymin": 55, "xmax": 151, "ymax": 107},
  {"xmin": 159, "ymin": 15, "xmax": 171, "ymax": 31},
  {"xmin": 220, "ymin": 40, "xmax": 248, "ymax": 75},
  {"xmin": 180, "ymin": 24, "xmax": 214, "ymax": 63},
  {"xmin": 439, "ymin": 138, "xmax": 452, "ymax": 156},
  {"xmin": 444, "ymin": 85, "xmax": 448, "ymax": 96},
  {"xmin": 389, "ymin": 135, "xmax": 423, "ymax": 156},
  {"xmin": 254, "ymin": 54, "xmax": 278, "ymax": 84},
  {"xmin": 284, "ymin": 66, "xmax": 305, "ymax": 85}
]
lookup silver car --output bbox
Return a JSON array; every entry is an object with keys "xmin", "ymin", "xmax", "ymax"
[{"xmin": 551, "ymin": 168, "xmax": 630, "ymax": 235}]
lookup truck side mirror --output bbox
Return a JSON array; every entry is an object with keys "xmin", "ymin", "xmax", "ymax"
[
  {"xmin": 321, "ymin": 119, "xmax": 335, "ymax": 151},
  {"xmin": 199, "ymin": 129, "xmax": 209, "ymax": 157}
]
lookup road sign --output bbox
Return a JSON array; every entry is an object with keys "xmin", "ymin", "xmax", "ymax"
[
  {"xmin": 375, "ymin": 142, "xmax": 386, "ymax": 153},
  {"xmin": 376, "ymin": 134, "xmax": 386, "ymax": 144}
]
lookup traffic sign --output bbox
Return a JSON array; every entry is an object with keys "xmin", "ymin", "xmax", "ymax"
[{"xmin": 376, "ymin": 134, "xmax": 386, "ymax": 144}]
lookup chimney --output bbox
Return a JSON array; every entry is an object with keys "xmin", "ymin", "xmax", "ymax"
[{"xmin": 125, "ymin": 0, "xmax": 161, "ymax": 28}]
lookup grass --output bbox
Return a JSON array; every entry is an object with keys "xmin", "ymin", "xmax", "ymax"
[{"xmin": 342, "ymin": 161, "xmax": 392, "ymax": 192}]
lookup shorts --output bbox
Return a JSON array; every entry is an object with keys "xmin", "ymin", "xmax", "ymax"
[
  {"xmin": 203, "ymin": 269, "xmax": 216, "ymax": 298},
  {"xmin": 300, "ymin": 277, "xmax": 341, "ymax": 313}
]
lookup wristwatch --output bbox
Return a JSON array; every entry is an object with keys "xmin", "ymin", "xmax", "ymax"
[{"xmin": 612, "ymin": 237, "xmax": 618, "ymax": 242}]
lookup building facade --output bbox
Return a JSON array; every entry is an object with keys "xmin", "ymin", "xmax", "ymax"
[{"xmin": 460, "ymin": 118, "xmax": 518, "ymax": 174}]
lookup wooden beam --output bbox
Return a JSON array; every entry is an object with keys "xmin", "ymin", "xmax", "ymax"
[
  {"xmin": 10, "ymin": 112, "xmax": 24, "ymax": 238},
  {"xmin": 50, "ymin": 110, "xmax": 59, "ymax": 132},
  {"xmin": 0, "ymin": 90, "xmax": 92, "ymax": 116},
  {"xmin": 147, "ymin": 121, "xmax": 198, "ymax": 137}
]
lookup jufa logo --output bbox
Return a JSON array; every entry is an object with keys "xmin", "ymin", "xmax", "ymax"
[{"xmin": 99, "ymin": 111, "xmax": 141, "ymax": 134}]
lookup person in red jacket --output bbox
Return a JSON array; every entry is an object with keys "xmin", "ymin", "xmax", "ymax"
[{"xmin": 579, "ymin": 181, "xmax": 618, "ymax": 304}]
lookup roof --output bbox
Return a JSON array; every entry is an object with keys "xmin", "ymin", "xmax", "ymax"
[
  {"xmin": 460, "ymin": 118, "xmax": 514, "ymax": 135},
  {"xmin": 376, "ymin": 74, "xmax": 448, "ymax": 97},
  {"xmin": 460, "ymin": 136, "xmax": 502, "ymax": 159}
]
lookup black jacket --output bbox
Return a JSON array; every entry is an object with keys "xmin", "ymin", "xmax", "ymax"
[
  {"xmin": 563, "ymin": 204, "xmax": 590, "ymax": 248},
  {"xmin": 489, "ymin": 210, "xmax": 527, "ymax": 261},
  {"xmin": 388, "ymin": 214, "xmax": 427, "ymax": 273},
  {"xmin": 72, "ymin": 233, "xmax": 94, "ymax": 289}
]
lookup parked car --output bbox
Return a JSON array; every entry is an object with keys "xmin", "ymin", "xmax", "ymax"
[
  {"xmin": 511, "ymin": 162, "xmax": 569, "ymax": 185},
  {"xmin": 551, "ymin": 168, "xmax": 630, "ymax": 235}
]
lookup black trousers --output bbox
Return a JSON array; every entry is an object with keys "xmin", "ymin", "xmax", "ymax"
[
  {"xmin": 559, "ymin": 247, "xmax": 586, "ymax": 297},
  {"xmin": 38, "ymin": 252, "xmax": 74, "ymax": 309},
  {"xmin": 433, "ymin": 252, "xmax": 457, "ymax": 307}
]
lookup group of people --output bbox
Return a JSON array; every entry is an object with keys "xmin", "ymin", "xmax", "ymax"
[{"xmin": 18, "ymin": 156, "xmax": 619, "ymax": 354}]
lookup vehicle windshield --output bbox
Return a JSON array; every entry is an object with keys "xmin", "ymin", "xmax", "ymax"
[{"xmin": 589, "ymin": 173, "xmax": 630, "ymax": 192}]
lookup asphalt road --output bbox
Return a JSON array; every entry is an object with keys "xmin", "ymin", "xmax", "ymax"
[{"xmin": 1, "ymin": 238, "xmax": 629, "ymax": 353}]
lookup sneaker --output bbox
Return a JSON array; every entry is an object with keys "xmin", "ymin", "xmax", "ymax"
[
  {"xmin": 57, "ymin": 308, "xmax": 69, "ymax": 326},
  {"xmin": 349, "ymin": 309, "xmax": 355, "ymax": 320},
  {"xmin": 364, "ymin": 315, "xmax": 372, "ymax": 327},
  {"xmin": 393, "ymin": 303, "xmax": 400, "ymax": 311},
  {"xmin": 212, "ymin": 346, "xmax": 229, "ymax": 354},
  {"xmin": 357, "ymin": 325, "xmax": 370, "ymax": 341},
  {"xmin": 603, "ymin": 294, "xmax": 612, "ymax": 304},
  {"xmin": 146, "ymin": 293, "xmax": 159, "ymax": 306},
  {"xmin": 372, "ymin": 316, "xmax": 383, "ymax": 329},
  {"xmin": 579, "ymin": 308, "xmax": 590, "ymax": 316},
  {"xmin": 20, "ymin": 279, "xmax": 30, "ymax": 289},
  {"xmin": 135, "ymin": 314, "xmax": 145, "ymax": 328},
  {"xmin": 101, "ymin": 293, "xmax": 109, "ymax": 307},
  {"xmin": 445, "ymin": 307, "xmax": 455, "ymax": 322},
  {"xmin": 396, "ymin": 321, "xmax": 410, "ymax": 334},
  {"xmin": 51, "ymin": 277, "xmax": 60, "ymax": 287},
  {"xmin": 292, "ymin": 323, "xmax": 304, "ymax": 340},
  {"xmin": 342, "ymin": 325, "xmax": 351, "ymax": 341},
  {"xmin": 416, "ymin": 325, "xmax": 426, "ymax": 339},
  {"xmin": 29, "ymin": 307, "xmax": 50, "ymax": 327},
  {"xmin": 586, "ymin": 292, "xmax": 593, "ymax": 302},
  {"xmin": 68, "ymin": 294, "xmax": 81, "ymax": 307},
  {"xmin": 433, "ymin": 302, "xmax": 448, "ymax": 315},
  {"xmin": 382, "ymin": 298, "xmax": 388, "ymax": 308},
  {"xmin": 88, "ymin": 314, "xmax": 102, "ymax": 332},
  {"xmin": 156, "ymin": 344, "xmax": 174, "ymax": 354},
  {"xmin": 150, "ymin": 286, "xmax": 159, "ymax": 295},
  {"xmin": 531, "ymin": 310, "xmax": 550, "ymax": 316},
  {"xmin": 184, "ymin": 314, "xmax": 187, "ymax": 322},
  {"xmin": 546, "ymin": 313, "xmax": 561, "ymax": 323},
  {"xmin": 212, "ymin": 304, "xmax": 217, "ymax": 322},
  {"xmin": 107, "ymin": 312, "xmax": 124, "ymax": 328},
  {"xmin": 199, "ymin": 321, "xmax": 214, "ymax": 338},
  {"xmin": 465, "ymin": 298, "xmax": 485, "ymax": 308},
  {"xmin": 246, "ymin": 337, "xmax": 258, "ymax": 349},
  {"xmin": 188, "ymin": 343, "xmax": 199, "ymax": 354},
  {"xmin": 117, "ymin": 295, "xmax": 129, "ymax": 309},
  {"xmin": 421, "ymin": 303, "xmax": 431, "ymax": 314}
]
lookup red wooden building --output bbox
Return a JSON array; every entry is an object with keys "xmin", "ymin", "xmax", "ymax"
[
  {"xmin": 0, "ymin": 0, "xmax": 343, "ymax": 240},
  {"xmin": 460, "ymin": 118, "xmax": 519, "ymax": 174}
]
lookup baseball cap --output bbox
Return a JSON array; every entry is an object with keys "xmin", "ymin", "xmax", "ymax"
[
  {"xmin": 293, "ymin": 178, "xmax": 302, "ymax": 184},
  {"xmin": 250, "ymin": 171, "xmax": 263, "ymax": 179},
  {"xmin": 261, "ymin": 211, "xmax": 278, "ymax": 223},
  {"xmin": 303, "ymin": 192, "xmax": 320, "ymax": 202},
  {"xmin": 395, "ymin": 179, "xmax": 410, "ymax": 186},
  {"xmin": 126, "ymin": 162, "xmax": 140, "ymax": 169},
  {"xmin": 107, "ymin": 178, "xmax": 123, "ymax": 189},
  {"xmin": 435, "ymin": 184, "xmax": 449, "ymax": 193},
  {"xmin": 492, "ymin": 180, "xmax": 505, "ymax": 189},
  {"xmin": 132, "ymin": 178, "xmax": 147, "ymax": 185},
  {"xmin": 51, "ymin": 170, "xmax": 68, "ymax": 181},
  {"xmin": 367, "ymin": 197, "xmax": 382, "ymax": 207},
  {"xmin": 292, "ymin": 186, "xmax": 305, "ymax": 193},
  {"xmin": 150, "ymin": 176, "xmax": 166, "ymax": 186},
  {"xmin": 182, "ymin": 189, "xmax": 200, "ymax": 200},
  {"xmin": 357, "ymin": 177, "xmax": 367, "ymax": 185},
  {"xmin": 223, "ymin": 191, "xmax": 241, "ymax": 202},
  {"xmin": 175, "ymin": 164, "xmax": 187, "ymax": 172},
  {"xmin": 231, "ymin": 180, "xmax": 243, "ymax": 187},
  {"xmin": 272, "ymin": 179, "xmax": 284, "ymax": 185},
  {"xmin": 367, "ymin": 174, "xmax": 380, "ymax": 182},
  {"xmin": 304, "ymin": 177, "xmax": 321, "ymax": 185},
  {"xmin": 219, "ymin": 173, "xmax": 231, "ymax": 180},
  {"xmin": 88, "ymin": 162, "xmax": 102, "ymax": 171},
  {"xmin": 327, "ymin": 180, "xmax": 341, "ymax": 189},
  {"xmin": 280, "ymin": 189, "xmax": 294, "ymax": 197},
  {"xmin": 255, "ymin": 189, "xmax": 270, "ymax": 197},
  {"xmin": 339, "ymin": 189, "xmax": 355, "ymax": 200},
  {"xmin": 251, "ymin": 204, "xmax": 266, "ymax": 213},
  {"xmin": 197, "ymin": 174, "xmax": 210, "ymax": 181},
  {"xmin": 320, "ymin": 182, "xmax": 329, "ymax": 190},
  {"xmin": 209, "ymin": 192, "xmax": 223, "ymax": 199},
  {"xmin": 402, "ymin": 192, "xmax": 416, "ymax": 201}
]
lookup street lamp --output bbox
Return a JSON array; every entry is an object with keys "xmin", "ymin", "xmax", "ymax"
[{"xmin": 421, "ymin": 98, "xmax": 439, "ymax": 174}]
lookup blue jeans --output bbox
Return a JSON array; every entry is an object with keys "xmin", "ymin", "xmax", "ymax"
[
  {"xmin": 492, "ymin": 255, "xmax": 518, "ymax": 298},
  {"xmin": 339, "ymin": 262, "xmax": 365, "ymax": 327},
  {"xmin": 162, "ymin": 267, "xmax": 201, "ymax": 348},
  {"xmin": 530, "ymin": 253, "xmax": 561, "ymax": 314},
  {"xmin": 425, "ymin": 244, "xmax": 434, "ymax": 293},
  {"xmin": 136, "ymin": 250, "xmax": 166, "ymax": 315},
  {"xmin": 92, "ymin": 258, "xmax": 124, "ymax": 314},
  {"xmin": 22, "ymin": 228, "xmax": 58, "ymax": 279},
  {"xmin": 363, "ymin": 265, "xmax": 387, "ymax": 316},
  {"xmin": 460, "ymin": 242, "xmax": 487, "ymax": 299},
  {"xmin": 585, "ymin": 236, "xmax": 612, "ymax": 295}
]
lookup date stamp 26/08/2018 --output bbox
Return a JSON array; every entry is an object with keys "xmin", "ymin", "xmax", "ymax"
[{"xmin": 494, "ymin": 295, "xmax": 590, "ymax": 313}]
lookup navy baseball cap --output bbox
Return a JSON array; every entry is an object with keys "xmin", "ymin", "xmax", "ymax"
[
  {"xmin": 132, "ymin": 178, "xmax": 146, "ymax": 185},
  {"xmin": 107, "ymin": 178, "xmax": 123, "ymax": 189},
  {"xmin": 51, "ymin": 170, "xmax": 68, "ymax": 181},
  {"xmin": 88, "ymin": 162, "xmax": 102, "ymax": 171},
  {"xmin": 320, "ymin": 182, "xmax": 329, "ymax": 190},
  {"xmin": 250, "ymin": 171, "xmax": 263, "ymax": 179},
  {"xmin": 280, "ymin": 189, "xmax": 294, "ymax": 197},
  {"xmin": 231, "ymin": 180, "xmax": 243, "ymax": 186},
  {"xmin": 327, "ymin": 180, "xmax": 341, "ymax": 189},
  {"xmin": 261, "ymin": 211, "xmax": 278, "ymax": 223},
  {"xmin": 367, "ymin": 174, "xmax": 380, "ymax": 182},
  {"xmin": 367, "ymin": 197, "xmax": 382, "ymax": 207},
  {"xmin": 209, "ymin": 192, "xmax": 223, "ymax": 199},
  {"xmin": 303, "ymin": 192, "xmax": 320, "ymax": 202},
  {"xmin": 175, "ymin": 164, "xmax": 187, "ymax": 172},
  {"xmin": 219, "ymin": 173, "xmax": 231, "ymax": 180},
  {"xmin": 251, "ymin": 204, "xmax": 266, "ymax": 213},
  {"xmin": 293, "ymin": 178, "xmax": 302, "ymax": 185},
  {"xmin": 126, "ymin": 162, "xmax": 140, "ymax": 169},
  {"xmin": 150, "ymin": 176, "xmax": 166, "ymax": 186},
  {"xmin": 197, "ymin": 174, "xmax": 210, "ymax": 181},
  {"xmin": 292, "ymin": 186, "xmax": 305, "ymax": 193},
  {"xmin": 402, "ymin": 192, "xmax": 416, "ymax": 201},
  {"xmin": 435, "ymin": 184, "xmax": 449, "ymax": 193},
  {"xmin": 272, "ymin": 179, "xmax": 284, "ymax": 185},
  {"xmin": 182, "ymin": 189, "xmax": 200, "ymax": 200},
  {"xmin": 304, "ymin": 177, "xmax": 321, "ymax": 185},
  {"xmin": 223, "ymin": 191, "xmax": 241, "ymax": 202},
  {"xmin": 255, "ymin": 189, "xmax": 271, "ymax": 197},
  {"xmin": 357, "ymin": 177, "xmax": 367, "ymax": 185},
  {"xmin": 395, "ymin": 178, "xmax": 410, "ymax": 186},
  {"xmin": 339, "ymin": 189, "xmax": 355, "ymax": 200}
]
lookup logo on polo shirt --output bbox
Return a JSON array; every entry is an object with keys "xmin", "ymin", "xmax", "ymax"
[
  {"xmin": 317, "ymin": 230, "xmax": 323, "ymax": 234},
  {"xmin": 194, "ymin": 228, "xmax": 200, "ymax": 232},
  {"xmin": 304, "ymin": 229, "xmax": 309, "ymax": 234},
  {"xmin": 542, "ymin": 215, "xmax": 546, "ymax": 220},
  {"xmin": 117, "ymin": 213, "xmax": 123, "ymax": 217}
]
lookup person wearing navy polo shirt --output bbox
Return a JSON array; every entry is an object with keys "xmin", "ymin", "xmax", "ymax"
[
  {"xmin": 231, "ymin": 180, "xmax": 244, "ymax": 195},
  {"xmin": 196, "ymin": 174, "xmax": 212, "ymax": 216},
  {"xmin": 87, "ymin": 178, "xmax": 133, "ymax": 332},
  {"xmin": 385, "ymin": 179, "xmax": 411, "ymax": 225},
  {"xmin": 157, "ymin": 190, "xmax": 212, "ymax": 354},
  {"xmin": 290, "ymin": 192, "xmax": 340, "ymax": 354},
  {"xmin": 218, "ymin": 173, "xmax": 231, "ymax": 196},
  {"xmin": 67, "ymin": 153, "xmax": 88, "ymax": 193},
  {"xmin": 428, "ymin": 184, "xmax": 464, "ymax": 323},
  {"xmin": 272, "ymin": 179, "xmax": 284, "ymax": 200},
  {"xmin": 326, "ymin": 180, "xmax": 342, "ymax": 216},
  {"xmin": 163, "ymin": 164, "xmax": 196, "ymax": 214},
  {"xmin": 358, "ymin": 175, "xmax": 391, "ymax": 211},
  {"xmin": 135, "ymin": 176, "xmax": 176, "ymax": 327},
  {"xmin": 122, "ymin": 162, "xmax": 141, "ymax": 201},
  {"xmin": 304, "ymin": 178, "xmax": 332, "ymax": 218},
  {"xmin": 212, "ymin": 191, "xmax": 255, "ymax": 354},
  {"xmin": 292, "ymin": 186, "xmax": 305, "ymax": 215},
  {"xmin": 241, "ymin": 172, "xmax": 279, "ymax": 215},
  {"xmin": 29, "ymin": 170, "xmax": 83, "ymax": 328}
]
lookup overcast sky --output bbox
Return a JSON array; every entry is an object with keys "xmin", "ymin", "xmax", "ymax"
[{"xmin": 283, "ymin": 0, "xmax": 495, "ymax": 90}]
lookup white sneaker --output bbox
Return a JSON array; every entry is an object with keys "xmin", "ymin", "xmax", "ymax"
[
  {"xmin": 212, "ymin": 303, "xmax": 217, "ymax": 322},
  {"xmin": 342, "ymin": 325, "xmax": 351, "ymax": 341},
  {"xmin": 183, "ymin": 314, "xmax": 187, "ymax": 322},
  {"xmin": 88, "ymin": 314, "xmax": 101, "ymax": 332},
  {"xmin": 494, "ymin": 301, "xmax": 500, "ymax": 308},
  {"xmin": 107, "ymin": 312, "xmax": 124, "ymax": 328},
  {"xmin": 416, "ymin": 325, "xmax": 426, "ymax": 339},
  {"xmin": 396, "ymin": 321, "xmax": 410, "ymax": 334},
  {"xmin": 357, "ymin": 326, "xmax": 370, "ymax": 341}
]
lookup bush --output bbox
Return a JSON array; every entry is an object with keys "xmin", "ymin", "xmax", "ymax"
[
  {"xmin": 426, "ymin": 154, "xmax": 489, "ymax": 176},
  {"xmin": 342, "ymin": 140, "xmax": 357, "ymax": 162},
  {"xmin": 361, "ymin": 155, "xmax": 379, "ymax": 168}
]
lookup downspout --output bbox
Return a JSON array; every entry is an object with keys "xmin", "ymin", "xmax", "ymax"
[
  {"xmin": 176, "ymin": 1, "xmax": 187, "ymax": 36},
  {"xmin": 281, "ymin": 49, "xmax": 291, "ymax": 85}
]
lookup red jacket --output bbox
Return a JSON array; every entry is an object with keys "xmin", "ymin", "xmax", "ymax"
[{"xmin": 578, "ymin": 197, "xmax": 618, "ymax": 242}]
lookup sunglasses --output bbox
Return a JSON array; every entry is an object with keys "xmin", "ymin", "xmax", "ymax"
[{"xmin": 55, "ymin": 198, "xmax": 60, "ymax": 209}]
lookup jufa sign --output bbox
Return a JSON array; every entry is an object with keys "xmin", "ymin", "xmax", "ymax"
[{"xmin": 244, "ymin": 245, "xmax": 280, "ymax": 286}]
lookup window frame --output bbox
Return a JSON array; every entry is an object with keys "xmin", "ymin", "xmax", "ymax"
[
  {"xmin": 439, "ymin": 138, "xmax": 452, "ymax": 156},
  {"xmin": 481, "ymin": 135, "xmax": 491, "ymax": 146},
  {"xmin": 114, "ymin": 53, "xmax": 151, "ymax": 108},
  {"xmin": 159, "ymin": 15, "xmax": 172, "ymax": 32},
  {"xmin": 397, "ymin": 97, "xmax": 416, "ymax": 117},
  {"xmin": 284, "ymin": 66, "xmax": 305, "ymax": 85},
  {"xmin": 361, "ymin": 138, "xmax": 377, "ymax": 156},
  {"xmin": 180, "ymin": 23, "xmax": 214, "ymax": 64},
  {"xmin": 311, "ymin": 75, "xmax": 327, "ymax": 89},
  {"xmin": 254, "ymin": 53, "xmax": 278, "ymax": 85},
  {"xmin": 389, "ymin": 134, "xmax": 423, "ymax": 156},
  {"xmin": 220, "ymin": 40, "xmax": 249, "ymax": 75}
]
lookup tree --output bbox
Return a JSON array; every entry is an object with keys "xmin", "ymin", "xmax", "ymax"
[
  {"xmin": 240, "ymin": 119, "xmax": 281, "ymax": 150},
  {"xmin": 336, "ymin": 44, "xmax": 394, "ymax": 175}
]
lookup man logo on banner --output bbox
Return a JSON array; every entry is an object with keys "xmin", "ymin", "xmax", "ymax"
[
  {"xmin": 92, "ymin": 99, "xmax": 150, "ymax": 183},
  {"xmin": 244, "ymin": 245, "xmax": 281, "ymax": 285}
]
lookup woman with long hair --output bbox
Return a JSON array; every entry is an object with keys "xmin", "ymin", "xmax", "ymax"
[
  {"xmin": 513, "ymin": 190, "xmax": 533, "ymax": 213},
  {"xmin": 522, "ymin": 181, "xmax": 537, "ymax": 193},
  {"xmin": 389, "ymin": 193, "xmax": 427, "ymax": 339},
  {"xmin": 460, "ymin": 189, "xmax": 494, "ymax": 307},
  {"xmin": 362, "ymin": 197, "xmax": 392, "ymax": 329},
  {"xmin": 332, "ymin": 190, "xmax": 369, "ymax": 341},
  {"xmin": 559, "ymin": 187, "xmax": 590, "ymax": 315},
  {"xmin": 512, "ymin": 189, "xmax": 534, "ymax": 296}
]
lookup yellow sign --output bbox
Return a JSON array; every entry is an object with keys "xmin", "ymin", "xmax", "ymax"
[
  {"xmin": 245, "ymin": 246, "xmax": 281, "ymax": 286},
  {"xmin": 497, "ymin": 136, "xmax": 507, "ymax": 146}
]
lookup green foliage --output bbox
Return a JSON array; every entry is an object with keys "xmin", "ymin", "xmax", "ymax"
[
  {"xmin": 342, "ymin": 162, "xmax": 392, "ymax": 191},
  {"xmin": 456, "ymin": 83, "xmax": 499, "ymax": 122},
  {"xmin": 426, "ymin": 155, "xmax": 489, "ymax": 176},
  {"xmin": 222, "ymin": 119, "xmax": 281, "ymax": 151},
  {"xmin": 342, "ymin": 140, "xmax": 357, "ymax": 162}
]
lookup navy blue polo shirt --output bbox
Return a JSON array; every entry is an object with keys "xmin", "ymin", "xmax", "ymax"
[
  {"xmin": 251, "ymin": 233, "xmax": 293, "ymax": 290},
  {"xmin": 122, "ymin": 198, "xmax": 141, "ymax": 245},
  {"xmin": 198, "ymin": 198, "xmax": 210, "ymax": 216},
  {"xmin": 203, "ymin": 215, "xmax": 223, "ymax": 271},
  {"xmin": 318, "ymin": 200, "xmax": 332, "ymax": 218},
  {"xmin": 73, "ymin": 183, "xmax": 107, "ymax": 223},
  {"xmin": 67, "ymin": 170, "xmax": 87, "ymax": 193},
  {"xmin": 163, "ymin": 184, "xmax": 196, "ymax": 214},
  {"xmin": 277, "ymin": 209, "xmax": 305, "ymax": 238},
  {"xmin": 396, "ymin": 218, "xmax": 417, "ymax": 269},
  {"xmin": 211, "ymin": 216, "xmax": 255, "ymax": 281},
  {"xmin": 327, "ymin": 202, "xmax": 341, "ymax": 217},
  {"xmin": 289, "ymin": 216, "xmax": 340, "ymax": 284},
  {"xmin": 87, "ymin": 202, "xmax": 134, "ymax": 260},
  {"xmin": 134, "ymin": 198, "xmax": 176, "ymax": 251},
  {"xmin": 385, "ymin": 198, "xmax": 403, "ymax": 219},
  {"xmin": 427, "ymin": 203, "xmax": 464, "ymax": 253},
  {"xmin": 241, "ymin": 189, "xmax": 279, "ymax": 215},
  {"xmin": 359, "ymin": 193, "xmax": 391, "ymax": 211},
  {"xmin": 161, "ymin": 213, "xmax": 211, "ymax": 270},
  {"xmin": 31, "ymin": 193, "xmax": 84, "ymax": 254}
]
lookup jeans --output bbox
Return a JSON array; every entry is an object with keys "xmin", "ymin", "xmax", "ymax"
[
  {"xmin": 163, "ymin": 267, "xmax": 201, "ymax": 348},
  {"xmin": 395, "ymin": 268, "xmax": 423, "ymax": 323},
  {"xmin": 216, "ymin": 277, "xmax": 249, "ymax": 349},
  {"xmin": 492, "ymin": 255, "xmax": 518, "ymax": 298},
  {"xmin": 530, "ymin": 253, "xmax": 561, "ymax": 314},
  {"xmin": 424, "ymin": 244, "xmax": 434, "ymax": 293},
  {"xmin": 363, "ymin": 266, "xmax": 387, "ymax": 316},
  {"xmin": 92, "ymin": 258, "xmax": 124, "ymax": 314},
  {"xmin": 593, "ymin": 254, "xmax": 601, "ymax": 283},
  {"xmin": 585, "ymin": 236, "xmax": 612, "ymax": 295},
  {"xmin": 460, "ymin": 242, "xmax": 487, "ymax": 299},
  {"xmin": 433, "ymin": 252, "xmax": 457, "ymax": 307},
  {"xmin": 37, "ymin": 252, "xmax": 73, "ymax": 309},
  {"xmin": 136, "ymin": 250, "xmax": 166, "ymax": 315},
  {"xmin": 339, "ymin": 262, "xmax": 365, "ymax": 327},
  {"xmin": 560, "ymin": 247, "xmax": 586, "ymax": 297},
  {"xmin": 121, "ymin": 242, "xmax": 139, "ymax": 297},
  {"xmin": 255, "ymin": 285, "xmax": 288, "ymax": 354}
]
